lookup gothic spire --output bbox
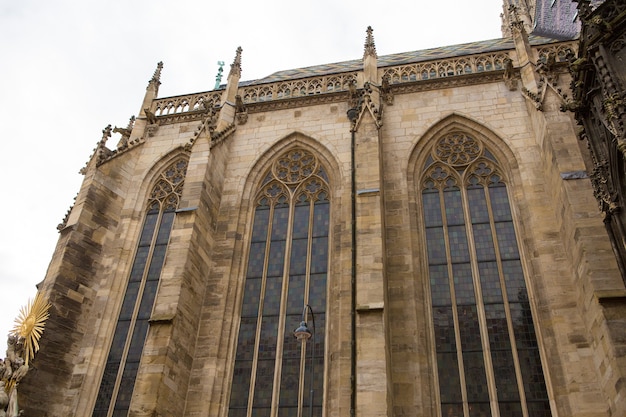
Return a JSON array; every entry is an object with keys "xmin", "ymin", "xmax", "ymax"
[
  {"xmin": 363, "ymin": 26, "xmax": 377, "ymax": 59},
  {"xmin": 147, "ymin": 61, "xmax": 164, "ymax": 89},
  {"xmin": 229, "ymin": 47, "xmax": 242, "ymax": 78},
  {"xmin": 216, "ymin": 46, "xmax": 244, "ymax": 129}
]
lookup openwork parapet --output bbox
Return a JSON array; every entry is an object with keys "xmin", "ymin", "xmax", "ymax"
[
  {"xmin": 382, "ymin": 52, "xmax": 510, "ymax": 83},
  {"xmin": 240, "ymin": 72, "xmax": 358, "ymax": 104},
  {"xmin": 153, "ymin": 91, "xmax": 222, "ymax": 116},
  {"xmin": 536, "ymin": 43, "xmax": 576, "ymax": 63}
]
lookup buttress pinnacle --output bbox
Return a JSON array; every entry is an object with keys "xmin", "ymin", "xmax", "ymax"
[
  {"xmin": 363, "ymin": 26, "xmax": 377, "ymax": 59},
  {"xmin": 229, "ymin": 47, "xmax": 243, "ymax": 78},
  {"xmin": 148, "ymin": 61, "xmax": 164, "ymax": 88}
]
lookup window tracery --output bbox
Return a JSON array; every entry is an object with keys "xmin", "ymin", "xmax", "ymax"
[
  {"xmin": 229, "ymin": 148, "xmax": 329, "ymax": 417},
  {"xmin": 420, "ymin": 133, "xmax": 551, "ymax": 417}
]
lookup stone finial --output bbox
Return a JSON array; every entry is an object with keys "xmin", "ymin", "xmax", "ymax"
[
  {"xmin": 148, "ymin": 61, "xmax": 164, "ymax": 88},
  {"xmin": 363, "ymin": 26, "xmax": 377, "ymax": 59},
  {"xmin": 96, "ymin": 125, "xmax": 114, "ymax": 163},
  {"xmin": 100, "ymin": 124, "xmax": 112, "ymax": 145},
  {"xmin": 507, "ymin": 5, "xmax": 526, "ymax": 33},
  {"xmin": 229, "ymin": 47, "xmax": 243, "ymax": 78}
]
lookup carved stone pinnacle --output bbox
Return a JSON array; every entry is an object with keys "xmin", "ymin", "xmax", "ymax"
[
  {"xmin": 230, "ymin": 47, "xmax": 243, "ymax": 77},
  {"xmin": 364, "ymin": 26, "xmax": 377, "ymax": 59}
]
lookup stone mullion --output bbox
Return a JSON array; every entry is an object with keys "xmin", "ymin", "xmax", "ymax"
[
  {"xmin": 271, "ymin": 191, "xmax": 295, "ymax": 417},
  {"xmin": 247, "ymin": 200, "xmax": 276, "ymax": 416},
  {"xmin": 458, "ymin": 181, "xmax": 501, "ymax": 417},
  {"xmin": 482, "ymin": 181, "xmax": 529, "ymax": 417},
  {"xmin": 438, "ymin": 182, "xmax": 470, "ymax": 417},
  {"xmin": 298, "ymin": 196, "xmax": 316, "ymax": 417}
]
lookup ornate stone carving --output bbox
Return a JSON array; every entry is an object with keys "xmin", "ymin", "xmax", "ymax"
[
  {"xmin": 113, "ymin": 115, "xmax": 135, "ymax": 149},
  {"xmin": 381, "ymin": 75, "xmax": 394, "ymax": 105},
  {"xmin": 149, "ymin": 61, "xmax": 163, "ymax": 88},
  {"xmin": 382, "ymin": 52, "xmax": 511, "ymax": 84},
  {"xmin": 145, "ymin": 123, "xmax": 158, "ymax": 137},
  {"xmin": 96, "ymin": 125, "xmax": 114, "ymax": 164},
  {"xmin": 434, "ymin": 132, "xmax": 482, "ymax": 167},
  {"xmin": 590, "ymin": 159, "xmax": 620, "ymax": 214},
  {"xmin": 503, "ymin": 57, "xmax": 517, "ymax": 91},
  {"xmin": 347, "ymin": 82, "xmax": 383, "ymax": 131},
  {"xmin": 229, "ymin": 46, "xmax": 242, "ymax": 78},
  {"xmin": 153, "ymin": 92, "xmax": 221, "ymax": 116},
  {"xmin": 363, "ymin": 26, "xmax": 377, "ymax": 59},
  {"xmin": 273, "ymin": 149, "xmax": 317, "ymax": 184},
  {"xmin": 260, "ymin": 149, "xmax": 328, "ymax": 200},
  {"xmin": 235, "ymin": 95, "xmax": 248, "ymax": 125},
  {"xmin": 148, "ymin": 158, "xmax": 188, "ymax": 211},
  {"xmin": 570, "ymin": 0, "xmax": 626, "ymax": 279},
  {"xmin": 241, "ymin": 73, "xmax": 358, "ymax": 104}
]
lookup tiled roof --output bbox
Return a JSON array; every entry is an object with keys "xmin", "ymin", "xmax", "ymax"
[
  {"xmin": 240, "ymin": 35, "xmax": 568, "ymax": 86},
  {"xmin": 533, "ymin": 0, "xmax": 580, "ymax": 40}
]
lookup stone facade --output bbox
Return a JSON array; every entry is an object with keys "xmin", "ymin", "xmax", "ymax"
[{"xmin": 17, "ymin": 4, "xmax": 626, "ymax": 417}]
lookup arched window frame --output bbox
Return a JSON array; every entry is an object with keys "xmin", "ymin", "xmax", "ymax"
[
  {"xmin": 92, "ymin": 156, "xmax": 189, "ymax": 417},
  {"xmin": 414, "ymin": 130, "xmax": 553, "ymax": 417},
  {"xmin": 228, "ymin": 148, "xmax": 331, "ymax": 417}
]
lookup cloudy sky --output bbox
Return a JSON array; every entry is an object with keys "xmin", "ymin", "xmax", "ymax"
[{"xmin": 0, "ymin": 0, "xmax": 505, "ymax": 340}]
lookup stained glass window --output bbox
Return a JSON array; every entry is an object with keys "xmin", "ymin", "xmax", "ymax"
[
  {"xmin": 229, "ymin": 149, "xmax": 329, "ymax": 417},
  {"xmin": 92, "ymin": 158, "xmax": 188, "ymax": 417},
  {"xmin": 421, "ymin": 132, "xmax": 551, "ymax": 417}
]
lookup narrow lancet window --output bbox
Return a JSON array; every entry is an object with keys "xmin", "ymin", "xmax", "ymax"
[
  {"xmin": 93, "ymin": 157, "xmax": 188, "ymax": 417},
  {"xmin": 229, "ymin": 149, "xmax": 329, "ymax": 417},
  {"xmin": 420, "ymin": 133, "xmax": 551, "ymax": 417}
]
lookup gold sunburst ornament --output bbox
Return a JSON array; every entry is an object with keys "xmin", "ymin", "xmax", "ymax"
[{"xmin": 10, "ymin": 292, "xmax": 50, "ymax": 367}]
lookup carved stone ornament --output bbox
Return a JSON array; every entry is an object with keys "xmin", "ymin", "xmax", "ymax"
[
  {"xmin": 346, "ymin": 82, "xmax": 383, "ymax": 131},
  {"xmin": 503, "ymin": 57, "xmax": 517, "ymax": 91},
  {"xmin": 363, "ymin": 26, "xmax": 377, "ymax": 59},
  {"xmin": 144, "ymin": 108, "xmax": 158, "ymax": 124},
  {"xmin": 145, "ymin": 123, "xmax": 159, "ymax": 138},
  {"xmin": 113, "ymin": 115, "xmax": 135, "ymax": 150},
  {"xmin": 235, "ymin": 95, "xmax": 248, "ymax": 125},
  {"xmin": 434, "ymin": 132, "xmax": 482, "ymax": 167},
  {"xmin": 97, "ymin": 125, "xmax": 114, "ymax": 164},
  {"xmin": 381, "ymin": 75, "xmax": 394, "ymax": 105},
  {"xmin": 590, "ymin": 160, "xmax": 620, "ymax": 214},
  {"xmin": 536, "ymin": 51, "xmax": 559, "ymax": 86}
]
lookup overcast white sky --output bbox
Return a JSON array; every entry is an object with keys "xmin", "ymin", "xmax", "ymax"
[{"xmin": 0, "ymin": 0, "xmax": 504, "ymax": 340}]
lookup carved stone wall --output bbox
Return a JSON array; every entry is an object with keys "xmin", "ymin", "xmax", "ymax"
[{"xmin": 571, "ymin": 0, "xmax": 626, "ymax": 282}]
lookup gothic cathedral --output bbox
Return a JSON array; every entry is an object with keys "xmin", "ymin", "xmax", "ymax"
[{"xmin": 18, "ymin": 1, "xmax": 626, "ymax": 416}]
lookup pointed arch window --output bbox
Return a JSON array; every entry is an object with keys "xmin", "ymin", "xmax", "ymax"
[
  {"xmin": 92, "ymin": 157, "xmax": 188, "ymax": 417},
  {"xmin": 419, "ymin": 133, "xmax": 551, "ymax": 417},
  {"xmin": 229, "ymin": 149, "xmax": 329, "ymax": 417}
]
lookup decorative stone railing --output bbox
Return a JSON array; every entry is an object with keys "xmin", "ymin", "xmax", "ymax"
[
  {"xmin": 239, "ymin": 72, "xmax": 359, "ymax": 104},
  {"xmin": 150, "ymin": 41, "xmax": 576, "ymax": 116},
  {"xmin": 382, "ymin": 52, "xmax": 511, "ymax": 83},
  {"xmin": 536, "ymin": 42, "xmax": 576, "ymax": 63},
  {"xmin": 153, "ymin": 91, "xmax": 222, "ymax": 116}
]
